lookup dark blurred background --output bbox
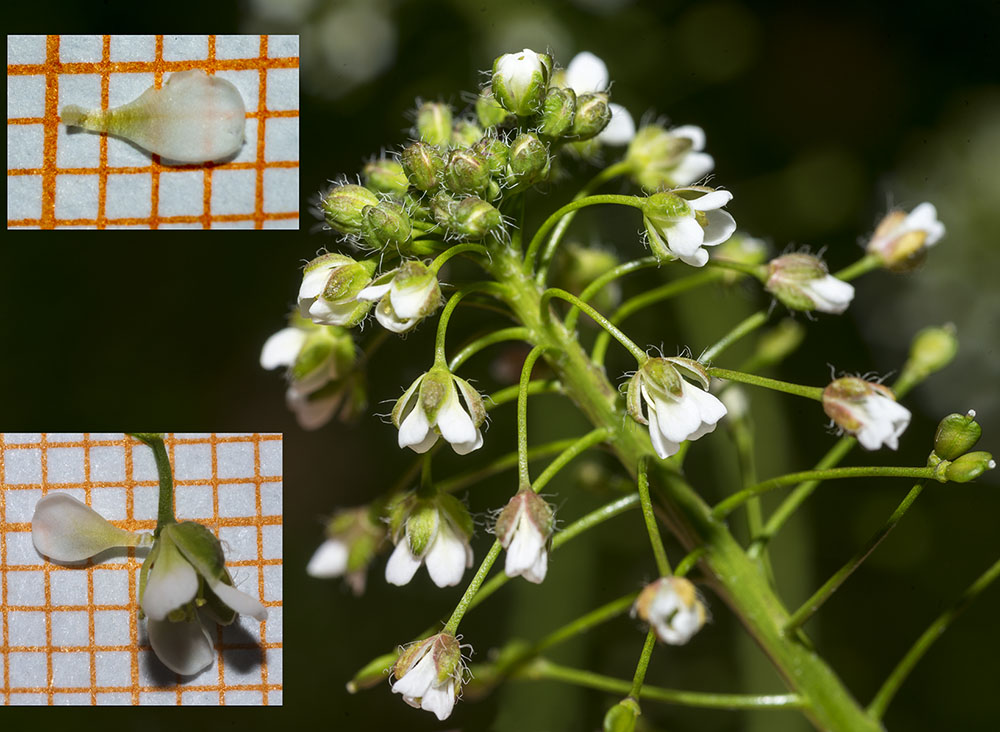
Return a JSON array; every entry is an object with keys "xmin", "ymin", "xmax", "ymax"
[{"xmin": 3, "ymin": 0, "xmax": 998, "ymax": 729}]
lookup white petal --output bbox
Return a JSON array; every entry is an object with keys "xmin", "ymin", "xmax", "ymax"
[
  {"xmin": 670, "ymin": 125, "xmax": 706, "ymax": 150},
  {"xmin": 207, "ymin": 578, "xmax": 267, "ymax": 621},
  {"xmin": 385, "ymin": 540, "xmax": 422, "ymax": 586},
  {"xmin": 306, "ymin": 538, "xmax": 349, "ymax": 578},
  {"xmin": 425, "ymin": 525, "xmax": 470, "ymax": 588},
  {"xmin": 287, "ymin": 386, "xmax": 342, "ymax": 431},
  {"xmin": 390, "ymin": 279, "xmax": 435, "ymax": 320},
  {"xmin": 147, "ymin": 617, "xmax": 215, "ymax": 675},
  {"xmin": 670, "ymin": 151, "xmax": 715, "ymax": 186},
  {"xmin": 805, "ymin": 276, "xmax": 854, "ymax": 314},
  {"xmin": 684, "ymin": 382, "xmax": 728, "ymax": 426},
  {"xmin": 505, "ymin": 518, "xmax": 546, "ymax": 581},
  {"xmin": 598, "ymin": 103, "xmax": 636, "ymax": 145},
  {"xmin": 374, "ymin": 301, "xmax": 417, "ymax": 333},
  {"xmin": 32, "ymin": 493, "xmax": 145, "ymax": 562},
  {"xmin": 652, "ymin": 393, "xmax": 703, "ymax": 445},
  {"xmin": 905, "ymin": 202, "xmax": 944, "ymax": 245},
  {"xmin": 307, "ymin": 297, "xmax": 359, "ymax": 326},
  {"xmin": 434, "ymin": 385, "xmax": 478, "ymax": 448},
  {"xmin": 678, "ymin": 247, "xmax": 710, "ymax": 267},
  {"xmin": 688, "ymin": 189, "xmax": 733, "ymax": 211},
  {"xmin": 565, "ymin": 51, "xmax": 609, "ymax": 93},
  {"xmin": 392, "ymin": 648, "xmax": 436, "ymax": 698},
  {"xmin": 141, "ymin": 535, "xmax": 199, "ymax": 621},
  {"xmin": 664, "ymin": 216, "xmax": 706, "ymax": 257},
  {"xmin": 647, "ymin": 408, "xmax": 681, "ymax": 459},
  {"xmin": 523, "ymin": 546, "xmax": 549, "ymax": 584},
  {"xmin": 421, "ymin": 679, "xmax": 456, "ymax": 721},
  {"xmin": 259, "ymin": 327, "xmax": 307, "ymax": 370},
  {"xmin": 356, "ymin": 282, "xmax": 392, "ymax": 302},
  {"xmin": 299, "ymin": 265, "xmax": 334, "ymax": 301},
  {"xmin": 449, "ymin": 428, "xmax": 484, "ymax": 456},
  {"xmin": 398, "ymin": 402, "xmax": 433, "ymax": 451},
  {"xmin": 701, "ymin": 209, "xmax": 737, "ymax": 247}
]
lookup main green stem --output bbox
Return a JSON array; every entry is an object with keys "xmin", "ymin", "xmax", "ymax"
[
  {"xmin": 131, "ymin": 434, "xmax": 175, "ymax": 536},
  {"xmin": 485, "ymin": 245, "xmax": 882, "ymax": 732}
]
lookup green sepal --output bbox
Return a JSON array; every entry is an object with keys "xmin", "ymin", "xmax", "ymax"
[
  {"xmin": 165, "ymin": 521, "xmax": 227, "ymax": 585},
  {"xmin": 436, "ymin": 492, "xmax": 474, "ymax": 540},
  {"xmin": 405, "ymin": 501, "xmax": 440, "ymax": 557}
]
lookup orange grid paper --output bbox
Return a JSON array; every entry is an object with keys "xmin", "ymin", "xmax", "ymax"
[
  {"xmin": 7, "ymin": 35, "xmax": 299, "ymax": 230},
  {"xmin": 0, "ymin": 433, "xmax": 283, "ymax": 705}
]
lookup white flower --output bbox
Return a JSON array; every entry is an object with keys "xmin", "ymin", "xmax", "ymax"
[
  {"xmin": 642, "ymin": 187, "xmax": 736, "ymax": 267},
  {"xmin": 626, "ymin": 124, "xmax": 715, "ymax": 189},
  {"xmin": 140, "ymin": 521, "xmax": 267, "ymax": 675},
  {"xmin": 306, "ymin": 538, "xmax": 348, "ymax": 578},
  {"xmin": 391, "ymin": 633, "xmax": 465, "ymax": 721},
  {"xmin": 357, "ymin": 260, "xmax": 442, "ymax": 334},
  {"xmin": 306, "ymin": 506, "xmax": 385, "ymax": 594},
  {"xmin": 494, "ymin": 489, "xmax": 555, "ymax": 584},
  {"xmin": 627, "ymin": 357, "xmax": 728, "ymax": 459},
  {"xmin": 867, "ymin": 202, "xmax": 945, "ymax": 270},
  {"xmin": 765, "ymin": 253, "xmax": 855, "ymax": 314},
  {"xmin": 492, "ymin": 48, "xmax": 552, "ymax": 116},
  {"xmin": 32, "ymin": 493, "xmax": 151, "ymax": 562},
  {"xmin": 392, "ymin": 367, "xmax": 486, "ymax": 455},
  {"xmin": 823, "ymin": 377, "xmax": 911, "ymax": 451},
  {"xmin": 385, "ymin": 496, "xmax": 474, "ymax": 588},
  {"xmin": 633, "ymin": 577, "xmax": 707, "ymax": 645},
  {"xmin": 563, "ymin": 51, "xmax": 635, "ymax": 145},
  {"xmin": 297, "ymin": 253, "xmax": 374, "ymax": 327}
]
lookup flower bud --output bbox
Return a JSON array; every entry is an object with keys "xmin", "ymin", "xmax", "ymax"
[
  {"xmin": 507, "ymin": 132, "xmax": 550, "ymax": 189},
  {"xmin": 867, "ymin": 202, "xmax": 945, "ymax": 271},
  {"xmin": 495, "ymin": 489, "xmax": 555, "ymax": 583},
  {"xmin": 347, "ymin": 651, "xmax": 398, "ymax": 693},
  {"xmin": 822, "ymin": 377, "xmax": 911, "ymax": 451},
  {"xmin": 475, "ymin": 88, "xmax": 513, "ymax": 128},
  {"xmin": 907, "ymin": 323, "xmax": 958, "ymax": 378},
  {"xmin": 538, "ymin": 86, "xmax": 576, "ymax": 138},
  {"xmin": 319, "ymin": 184, "xmax": 380, "ymax": 235},
  {"xmin": 765, "ymin": 253, "xmax": 854, "ymax": 314},
  {"xmin": 415, "ymin": 101, "xmax": 453, "ymax": 146},
  {"xmin": 472, "ymin": 135, "xmax": 510, "ymax": 176},
  {"xmin": 401, "ymin": 141, "xmax": 445, "ymax": 191},
  {"xmin": 451, "ymin": 196, "xmax": 504, "ymax": 239},
  {"xmin": 944, "ymin": 452, "xmax": 995, "ymax": 483},
  {"xmin": 492, "ymin": 48, "xmax": 552, "ymax": 116},
  {"xmin": 444, "ymin": 148, "xmax": 492, "ymax": 196},
  {"xmin": 570, "ymin": 92, "xmax": 612, "ymax": 140},
  {"xmin": 934, "ymin": 411, "xmax": 982, "ymax": 461},
  {"xmin": 363, "ymin": 158, "xmax": 410, "ymax": 196},
  {"xmin": 450, "ymin": 118, "xmax": 483, "ymax": 147},
  {"xmin": 633, "ymin": 577, "xmax": 707, "ymax": 645},
  {"xmin": 603, "ymin": 698, "xmax": 640, "ymax": 732},
  {"xmin": 361, "ymin": 200, "xmax": 412, "ymax": 250}
]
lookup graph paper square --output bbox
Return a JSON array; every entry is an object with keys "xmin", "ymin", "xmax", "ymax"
[
  {"xmin": 7, "ymin": 35, "xmax": 300, "ymax": 230},
  {"xmin": 1, "ymin": 433, "xmax": 283, "ymax": 706}
]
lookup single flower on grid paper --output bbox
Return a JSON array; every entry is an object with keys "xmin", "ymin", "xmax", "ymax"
[
  {"xmin": 764, "ymin": 253, "xmax": 855, "ymax": 314},
  {"xmin": 627, "ymin": 357, "xmax": 728, "ymax": 459},
  {"xmin": 260, "ymin": 315, "xmax": 365, "ymax": 430},
  {"xmin": 633, "ymin": 577, "xmax": 708, "ymax": 645},
  {"xmin": 391, "ymin": 632, "xmax": 467, "ymax": 721},
  {"xmin": 139, "ymin": 521, "xmax": 268, "ymax": 675},
  {"xmin": 642, "ymin": 187, "xmax": 737, "ymax": 267},
  {"xmin": 626, "ymin": 124, "xmax": 715, "ymax": 190},
  {"xmin": 866, "ymin": 202, "xmax": 945, "ymax": 271},
  {"xmin": 561, "ymin": 51, "xmax": 635, "ymax": 145},
  {"xmin": 32, "ymin": 493, "xmax": 152, "ymax": 562},
  {"xmin": 493, "ymin": 488, "xmax": 555, "ymax": 584},
  {"xmin": 392, "ymin": 365, "xmax": 486, "ymax": 455},
  {"xmin": 356, "ymin": 260, "xmax": 443, "ymax": 334},
  {"xmin": 822, "ymin": 376, "xmax": 911, "ymax": 451},
  {"xmin": 306, "ymin": 505, "xmax": 386, "ymax": 595},
  {"xmin": 385, "ymin": 492, "xmax": 473, "ymax": 588},
  {"xmin": 297, "ymin": 252, "xmax": 377, "ymax": 327}
]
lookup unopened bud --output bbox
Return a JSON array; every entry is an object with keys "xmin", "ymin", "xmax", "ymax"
[
  {"xmin": 492, "ymin": 48, "xmax": 552, "ymax": 117},
  {"xmin": 361, "ymin": 200, "xmax": 411, "ymax": 250},
  {"xmin": 416, "ymin": 101, "xmax": 453, "ymax": 146},
  {"xmin": 945, "ymin": 452, "xmax": 995, "ymax": 483},
  {"xmin": 320, "ymin": 184, "xmax": 380, "ymax": 235},
  {"xmin": 451, "ymin": 196, "xmax": 503, "ymax": 239},
  {"xmin": 934, "ymin": 411, "xmax": 982, "ymax": 460},
  {"xmin": 603, "ymin": 698, "xmax": 640, "ymax": 732},
  {"xmin": 401, "ymin": 141, "xmax": 445, "ymax": 191},
  {"xmin": 444, "ymin": 148, "xmax": 491, "ymax": 196},
  {"xmin": 570, "ymin": 93, "xmax": 612, "ymax": 140},
  {"xmin": 475, "ymin": 88, "xmax": 513, "ymax": 128},
  {"xmin": 363, "ymin": 158, "xmax": 410, "ymax": 196},
  {"xmin": 451, "ymin": 118, "xmax": 483, "ymax": 147},
  {"xmin": 538, "ymin": 87, "xmax": 576, "ymax": 138},
  {"xmin": 507, "ymin": 132, "xmax": 550, "ymax": 189},
  {"xmin": 346, "ymin": 651, "xmax": 398, "ymax": 693},
  {"xmin": 765, "ymin": 253, "xmax": 854, "ymax": 314},
  {"xmin": 472, "ymin": 135, "xmax": 510, "ymax": 176},
  {"xmin": 908, "ymin": 324, "xmax": 958, "ymax": 378}
]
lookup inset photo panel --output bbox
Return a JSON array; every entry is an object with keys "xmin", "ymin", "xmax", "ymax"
[
  {"xmin": 0, "ymin": 433, "xmax": 282, "ymax": 705},
  {"xmin": 7, "ymin": 34, "xmax": 299, "ymax": 229}
]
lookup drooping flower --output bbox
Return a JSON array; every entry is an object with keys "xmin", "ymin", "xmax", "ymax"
[
  {"xmin": 392, "ymin": 366, "xmax": 486, "ymax": 455},
  {"xmin": 822, "ymin": 377, "xmax": 911, "ymax": 451},
  {"xmin": 357, "ymin": 260, "xmax": 443, "ymax": 333},
  {"xmin": 494, "ymin": 489, "xmax": 555, "ymax": 584},
  {"xmin": 866, "ymin": 202, "xmax": 945, "ymax": 271},
  {"xmin": 627, "ymin": 357, "xmax": 728, "ymax": 459},
  {"xmin": 391, "ymin": 633, "xmax": 466, "ymax": 721},
  {"xmin": 765, "ymin": 253, "xmax": 855, "ymax": 314},
  {"xmin": 306, "ymin": 505, "xmax": 386, "ymax": 595},
  {"xmin": 492, "ymin": 48, "xmax": 552, "ymax": 117},
  {"xmin": 626, "ymin": 124, "xmax": 715, "ymax": 190},
  {"xmin": 385, "ymin": 493, "xmax": 474, "ymax": 588},
  {"xmin": 297, "ymin": 253, "xmax": 376, "ymax": 327},
  {"xmin": 642, "ymin": 187, "xmax": 736, "ymax": 267},
  {"xmin": 633, "ymin": 577, "xmax": 708, "ymax": 645},
  {"xmin": 32, "ymin": 493, "xmax": 151, "ymax": 562}
]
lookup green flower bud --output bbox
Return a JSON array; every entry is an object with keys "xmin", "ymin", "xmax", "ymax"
[
  {"xmin": 361, "ymin": 200, "xmax": 412, "ymax": 250},
  {"xmin": 907, "ymin": 323, "xmax": 959, "ymax": 378},
  {"xmin": 934, "ymin": 411, "xmax": 982, "ymax": 461},
  {"xmin": 945, "ymin": 451, "xmax": 995, "ymax": 483},
  {"xmin": 451, "ymin": 118, "xmax": 484, "ymax": 147},
  {"xmin": 538, "ymin": 86, "xmax": 576, "ymax": 138},
  {"xmin": 451, "ymin": 196, "xmax": 503, "ymax": 239},
  {"xmin": 570, "ymin": 92, "xmax": 612, "ymax": 141},
  {"xmin": 347, "ymin": 651, "xmax": 399, "ymax": 693},
  {"xmin": 492, "ymin": 48, "xmax": 552, "ymax": 117},
  {"xmin": 444, "ymin": 148, "xmax": 491, "ymax": 196},
  {"xmin": 401, "ymin": 141, "xmax": 445, "ymax": 191},
  {"xmin": 472, "ymin": 135, "xmax": 510, "ymax": 175},
  {"xmin": 507, "ymin": 132, "xmax": 550, "ymax": 189},
  {"xmin": 475, "ymin": 88, "xmax": 513, "ymax": 128},
  {"xmin": 319, "ymin": 184, "xmax": 380, "ymax": 235},
  {"xmin": 603, "ymin": 698, "xmax": 640, "ymax": 732},
  {"xmin": 416, "ymin": 101, "xmax": 453, "ymax": 146},
  {"xmin": 765, "ymin": 253, "xmax": 855, "ymax": 314},
  {"xmin": 363, "ymin": 158, "xmax": 410, "ymax": 196}
]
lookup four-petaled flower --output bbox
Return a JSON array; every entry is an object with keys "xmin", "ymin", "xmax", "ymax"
[
  {"xmin": 867, "ymin": 202, "xmax": 945, "ymax": 271},
  {"xmin": 633, "ymin": 576, "xmax": 708, "ymax": 645},
  {"xmin": 494, "ymin": 489, "xmax": 555, "ymax": 584},
  {"xmin": 297, "ymin": 252, "xmax": 375, "ymax": 327},
  {"xmin": 392, "ymin": 366, "xmax": 486, "ymax": 455},
  {"xmin": 642, "ymin": 187, "xmax": 736, "ymax": 267},
  {"xmin": 357, "ymin": 260, "xmax": 443, "ymax": 334},
  {"xmin": 385, "ymin": 493, "xmax": 474, "ymax": 588},
  {"xmin": 627, "ymin": 124, "xmax": 715, "ymax": 189},
  {"xmin": 823, "ymin": 377, "xmax": 911, "ymax": 450},
  {"xmin": 391, "ymin": 633, "xmax": 466, "ymax": 721}
]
